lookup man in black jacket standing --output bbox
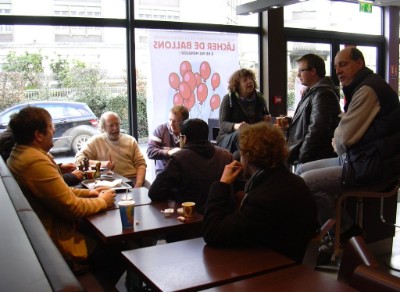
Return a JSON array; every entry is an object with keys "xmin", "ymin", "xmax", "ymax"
[{"xmin": 287, "ymin": 54, "xmax": 341, "ymax": 168}]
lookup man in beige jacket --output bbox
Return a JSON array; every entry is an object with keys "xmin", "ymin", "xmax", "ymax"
[{"xmin": 75, "ymin": 111, "xmax": 147, "ymax": 188}]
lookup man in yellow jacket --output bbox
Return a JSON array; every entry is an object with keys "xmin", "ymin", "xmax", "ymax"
[{"xmin": 7, "ymin": 107, "xmax": 115, "ymax": 269}]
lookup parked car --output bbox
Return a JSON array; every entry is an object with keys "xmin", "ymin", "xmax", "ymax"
[{"xmin": 0, "ymin": 101, "xmax": 100, "ymax": 154}]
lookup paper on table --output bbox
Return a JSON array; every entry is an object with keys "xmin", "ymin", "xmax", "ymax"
[{"xmin": 93, "ymin": 179, "xmax": 123, "ymax": 188}]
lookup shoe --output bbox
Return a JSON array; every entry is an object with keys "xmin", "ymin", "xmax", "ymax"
[
  {"xmin": 340, "ymin": 224, "xmax": 363, "ymax": 245},
  {"xmin": 316, "ymin": 234, "xmax": 334, "ymax": 266}
]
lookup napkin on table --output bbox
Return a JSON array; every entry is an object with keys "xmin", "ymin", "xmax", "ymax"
[{"xmin": 93, "ymin": 179, "xmax": 123, "ymax": 188}]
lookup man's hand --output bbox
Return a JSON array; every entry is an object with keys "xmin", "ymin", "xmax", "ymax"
[
  {"xmin": 332, "ymin": 138, "xmax": 337, "ymax": 153},
  {"xmin": 89, "ymin": 186, "xmax": 110, "ymax": 196},
  {"xmin": 168, "ymin": 147, "xmax": 181, "ymax": 156},
  {"xmin": 220, "ymin": 160, "xmax": 243, "ymax": 184},
  {"xmin": 134, "ymin": 182, "xmax": 143, "ymax": 188},
  {"xmin": 263, "ymin": 115, "xmax": 272, "ymax": 123},
  {"xmin": 98, "ymin": 189, "xmax": 116, "ymax": 208},
  {"xmin": 100, "ymin": 160, "xmax": 115, "ymax": 171},
  {"xmin": 59, "ymin": 163, "xmax": 77, "ymax": 174},
  {"xmin": 71, "ymin": 169, "xmax": 84, "ymax": 181}
]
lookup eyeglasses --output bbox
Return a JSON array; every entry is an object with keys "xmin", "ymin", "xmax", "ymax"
[{"xmin": 298, "ymin": 68, "xmax": 312, "ymax": 73}]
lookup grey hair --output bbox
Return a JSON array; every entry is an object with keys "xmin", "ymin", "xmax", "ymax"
[{"xmin": 99, "ymin": 111, "xmax": 121, "ymax": 132}]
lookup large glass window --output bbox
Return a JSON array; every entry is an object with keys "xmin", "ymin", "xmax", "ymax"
[
  {"xmin": 286, "ymin": 42, "xmax": 378, "ymax": 115},
  {"xmin": 284, "ymin": 0, "xmax": 382, "ymax": 35},
  {"xmin": 0, "ymin": 25, "xmax": 128, "ymax": 135},
  {"xmin": 339, "ymin": 45, "xmax": 377, "ymax": 73},
  {"xmin": 135, "ymin": 0, "xmax": 258, "ymax": 26},
  {"xmin": 10, "ymin": 0, "xmax": 126, "ymax": 19},
  {"xmin": 287, "ymin": 42, "xmax": 331, "ymax": 116},
  {"xmin": 284, "ymin": 0, "xmax": 383, "ymax": 116},
  {"xmin": 135, "ymin": 28, "xmax": 259, "ymax": 134},
  {"xmin": 0, "ymin": 0, "xmax": 259, "ymax": 159}
]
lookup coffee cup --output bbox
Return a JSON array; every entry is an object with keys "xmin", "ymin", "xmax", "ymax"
[
  {"xmin": 117, "ymin": 200, "xmax": 135, "ymax": 229},
  {"xmin": 276, "ymin": 116, "xmax": 284, "ymax": 128},
  {"xmin": 85, "ymin": 170, "xmax": 96, "ymax": 179},
  {"xmin": 182, "ymin": 202, "xmax": 195, "ymax": 218}
]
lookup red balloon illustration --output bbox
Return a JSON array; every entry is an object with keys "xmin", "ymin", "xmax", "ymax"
[
  {"xmin": 194, "ymin": 73, "xmax": 202, "ymax": 86},
  {"xmin": 200, "ymin": 61, "xmax": 211, "ymax": 80},
  {"xmin": 211, "ymin": 73, "xmax": 220, "ymax": 90},
  {"xmin": 184, "ymin": 93, "xmax": 195, "ymax": 110},
  {"xmin": 178, "ymin": 81, "xmax": 191, "ymax": 100},
  {"xmin": 169, "ymin": 72, "xmax": 180, "ymax": 90},
  {"xmin": 173, "ymin": 92, "xmax": 183, "ymax": 106},
  {"xmin": 183, "ymin": 71, "xmax": 196, "ymax": 92},
  {"xmin": 180, "ymin": 61, "xmax": 192, "ymax": 77},
  {"xmin": 210, "ymin": 94, "xmax": 221, "ymax": 111},
  {"xmin": 196, "ymin": 83, "xmax": 208, "ymax": 104}
]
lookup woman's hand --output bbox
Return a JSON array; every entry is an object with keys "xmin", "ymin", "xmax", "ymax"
[
  {"xmin": 234, "ymin": 121, "xmax": 248, "ymax": 131},
  {"xmin": 220, "ymin": 160, "xmax": 243, "ymax": 184}
]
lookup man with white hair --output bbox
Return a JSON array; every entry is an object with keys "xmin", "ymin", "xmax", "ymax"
[{"xmin": 75, "ymin": 111, "xmax": 147, "ymax": 188}]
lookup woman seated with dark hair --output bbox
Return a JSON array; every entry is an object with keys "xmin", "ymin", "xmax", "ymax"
[
  {"xmin": 216, "ymin": 68, "xmax": 270, "ymax": 160},
  {"xmin": 203, "ymin": 123, "xmax": 319, "ymax": 263}
]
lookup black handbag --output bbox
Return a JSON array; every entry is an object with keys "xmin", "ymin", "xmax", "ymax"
[{"xmin": 341, "ymin": 143, "xmax": 383, "ymax": 188}]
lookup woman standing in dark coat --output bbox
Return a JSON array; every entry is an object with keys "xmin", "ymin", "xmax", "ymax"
[{"xmin": 203, "ymin": 123, "xmax": 318, "ymax": 263}]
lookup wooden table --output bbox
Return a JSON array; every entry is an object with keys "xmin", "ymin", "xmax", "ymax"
[
  {"xmin": 121, "ymin": 237, "xmax": 296, "ymax": 292},
  {"xmin": 203, "ymin": 265, "xmax": 357, "ymax": 291},
  {"xmin": 85, "ymin": 201, "xmax": 203, "ymax": 244}
]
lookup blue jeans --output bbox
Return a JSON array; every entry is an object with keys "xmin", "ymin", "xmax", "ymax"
[{"xmin": 296, "ymin": 157, "xmax": 353, "ymax": 234}]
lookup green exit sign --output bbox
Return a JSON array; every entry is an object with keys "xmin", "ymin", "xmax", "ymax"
[{"xmin": 359, "ymin": 2, "xmax": 373, "ymax": 13}]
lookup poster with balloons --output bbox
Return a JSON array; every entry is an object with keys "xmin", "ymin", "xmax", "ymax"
[{"xmin": 148, "ymin": 30, "xmax": 239, "ymax": 133}]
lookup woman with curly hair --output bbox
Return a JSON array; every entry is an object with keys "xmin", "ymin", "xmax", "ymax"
[
  {"xmin": 203, "ymin": 123, "xmax": 318, "ymax": 263},
  {"xmin": 216, "ymin": 69, "xmax": 270, "ymax": 160}
]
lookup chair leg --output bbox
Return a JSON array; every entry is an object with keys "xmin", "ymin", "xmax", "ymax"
[
  {"xmin": 379, "ymin": 197, "xmax": 400, "ymax": 228},
  {"xmin": 355, "ymin": 198, "xmax": 364, "ymax": 228},
  {"xmin": 334, "ymin": 195, "xmax": 345, "ymax": 258}
]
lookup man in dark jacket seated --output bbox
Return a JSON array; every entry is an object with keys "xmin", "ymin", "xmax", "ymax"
[
  {"xmin": 202, "ymin": 122, "xmax": 319, "ymax": 263},
  {"xmin": 149, "ymin": 118, "xmax": 233, "ymax": 214}
]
